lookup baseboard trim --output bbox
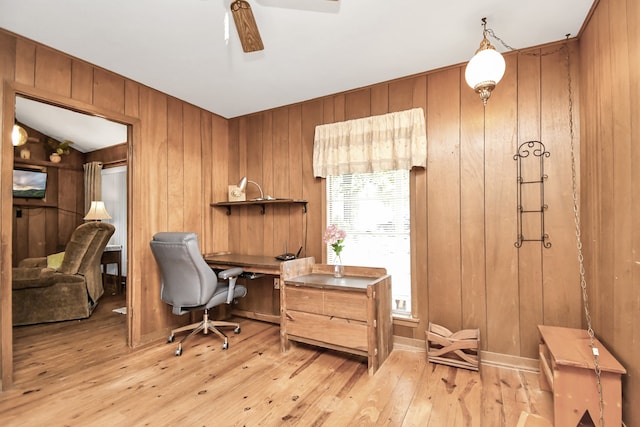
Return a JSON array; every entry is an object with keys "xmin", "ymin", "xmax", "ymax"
[
  {"xmin": 392, "ymin": 336, "xmax": 539, "ymax": 372},
  {"xmin": 480, "ymin": 351, "xmax": 539, "ymax": 372}
]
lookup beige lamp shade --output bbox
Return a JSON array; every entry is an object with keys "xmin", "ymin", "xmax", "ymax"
[
  {"xmin": 12, "ymin": 124, "xmax": 28, "ymax": 147},
  {"xmin": 84, "ymin": 201, "xmax": 112, "ymax": 221}
]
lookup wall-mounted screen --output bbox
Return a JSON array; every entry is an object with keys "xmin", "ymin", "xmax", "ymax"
[{"xmin": 13, "ymin": 167, "xmax": 47, "ymax": 199}]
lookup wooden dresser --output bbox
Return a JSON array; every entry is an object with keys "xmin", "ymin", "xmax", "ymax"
[{"xmin": 280, "ymin": 261, "xmax": 393, "ymax": 375}]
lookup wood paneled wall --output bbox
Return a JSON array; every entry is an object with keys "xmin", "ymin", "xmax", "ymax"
[
  {"xmin": 0, "ymin": 30, "xmax": 230, "ymax": 387},
  {"xmin": 579, "ymin": 0, "xmax": 640, "ymax": 423},
  {"xmin": 229, "ymin": 40, "xmax": 584, "ymax": 361}
]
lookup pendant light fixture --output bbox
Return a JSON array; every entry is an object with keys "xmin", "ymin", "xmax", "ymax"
[{"xmin": 465, "ymin": 18, "xmax": 506, "ymax": 106}]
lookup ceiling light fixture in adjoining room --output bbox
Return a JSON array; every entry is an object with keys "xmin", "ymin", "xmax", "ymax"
[
  {"xmin": 465, "ymin": 17, "xmax": 506, "ymax": 106},
  {"xmin": 12, "ymin": 124, "xmax": 28, "ymax": 146}
]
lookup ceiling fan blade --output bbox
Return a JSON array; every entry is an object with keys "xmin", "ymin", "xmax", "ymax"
[{"xmin": 230, "ymin": 0, "xmax": 264, "ymax": 53}]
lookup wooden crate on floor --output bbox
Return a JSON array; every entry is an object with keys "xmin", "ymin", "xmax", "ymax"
[{"xmin": 426, "ymin": 322, "xmax": 480, "ymax": 371}]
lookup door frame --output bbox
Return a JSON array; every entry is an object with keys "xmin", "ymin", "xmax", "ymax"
[{"xmin": 1, "ymin": 81, "xmax": 140, "ymax": 389}]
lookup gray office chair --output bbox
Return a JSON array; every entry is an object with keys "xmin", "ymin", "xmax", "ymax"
[{"xmin": 150, "ymin": 232, "xmax": 247, "ymax": 356}]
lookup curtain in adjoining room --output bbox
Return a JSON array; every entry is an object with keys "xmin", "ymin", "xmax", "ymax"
[
  {"xmin": 83, "ymin": 161, "xmax": 103, "ymax": 216},
  {"xmin": 312, "ymin": 108, "xmax": 427, "ymax": 178}
]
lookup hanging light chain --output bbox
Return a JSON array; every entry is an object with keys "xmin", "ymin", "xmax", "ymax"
[
  {"xmin": 485, "ymin": 28, "xmax": 570, "ymax": 57},
  {"xmin": 564, "ymin": 42, "xmax": 605, "ymax": 427}
]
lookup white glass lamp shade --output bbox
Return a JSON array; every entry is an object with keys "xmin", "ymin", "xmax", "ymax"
[
  {"xmin": 12, "ymin": 124, "xmax": 28, "ymax": 147},
  {"xmin": 465, "ymin": 44, "xmax": 506, "ymax": 105},
  {"xmin": 84, "ymin": 201, "xmax": 112, "ymax": 221}
]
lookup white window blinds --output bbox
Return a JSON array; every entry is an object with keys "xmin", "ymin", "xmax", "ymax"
[{"xmin": 327, "ymin": 170, "xmax": 412, "ymax": 313}]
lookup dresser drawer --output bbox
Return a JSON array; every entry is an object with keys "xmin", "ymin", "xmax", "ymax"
[
  {"xmin": 286, "ymin": 286, "xmax": 368, "ymax": 322},
  {"xmin": 285, "ymin": 309, "xmax": 368, "ymax": 352}
]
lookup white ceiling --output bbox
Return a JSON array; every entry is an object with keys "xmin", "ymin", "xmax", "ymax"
[
  {"xmin": 15, "ymin": 97, "xmax": 128, "ymax": 153},
  {"xmin": 2, "ymin": 0, "xmax": 594, "ymax": 149}
]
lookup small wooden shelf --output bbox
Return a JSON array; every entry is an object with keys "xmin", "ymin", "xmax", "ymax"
[
  {"xmin": 211, "ymin": 199, "xmax": 307, "ymax": 215},
  {"xmin": 14, "ymin": 202, "xmax": 57, "ymax": 208},
  {"xmin": 14, "ymin": 158, "xmax": 75, "ymax": 170}
]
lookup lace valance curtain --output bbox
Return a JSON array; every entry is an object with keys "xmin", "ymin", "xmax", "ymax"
[{"xmin": 313, "ymin": 108, "xmax": 427, "ymax": 178}]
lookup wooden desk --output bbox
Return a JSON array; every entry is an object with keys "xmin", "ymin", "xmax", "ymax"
[
  {"xmin": 203, "ymin": 254, "xmax": 314, "ymax": 324},
  {"xmin": 281, "ymin": 262, "xmax": 393, "ymax": 375},
  {"xmin": 538, "ymin": 325, "xmax": 626, "ymax": 426},
  {"xmin": 204, "ymin": 253, "xmax": 282, "ymax": 275},
  {"xmin": 101, "ymin": 245, "xmax": 122, "ymax": 294}
]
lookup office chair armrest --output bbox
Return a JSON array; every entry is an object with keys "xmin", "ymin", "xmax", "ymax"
[{"xmin": 218, "ymin": 267, "xmax": 244, "ymax": 304}]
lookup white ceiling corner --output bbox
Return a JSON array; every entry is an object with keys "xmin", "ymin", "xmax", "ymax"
[{"xmin": 1, "ymin": 0, "xmax": 594, "ymax": 151}]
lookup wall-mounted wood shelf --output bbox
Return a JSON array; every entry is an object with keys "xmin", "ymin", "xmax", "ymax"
[
  {"xmin": 14, "ymin": 202, "xmax": 57, "ymax": 208},
  {"xmin": 211, "ymin": 199, "xmax": 307, "ymax": 215},
  {"xmin": 14, "ymin": 158, "xmax": 76, "ymax": 170}
]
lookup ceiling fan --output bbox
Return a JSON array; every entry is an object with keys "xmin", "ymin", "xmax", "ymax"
[{"xmin": 230, "ymin": 0, "xmax": 338, "ymax": 53}]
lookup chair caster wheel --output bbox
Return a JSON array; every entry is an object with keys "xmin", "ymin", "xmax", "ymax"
[
  {"xmin": 234, "ymin": 326, "xmax": 241, "ymax": 334},
  {"xmin": 222, "ymin": 342, "xmax": 229, "ymax": 350},
  {"xmin": 175, "ymin": 347, "xmax": 182, "ymax": 356},
  {"xmin": 167, "ymin": 335, "xmax": 175, "ymax": 343}
]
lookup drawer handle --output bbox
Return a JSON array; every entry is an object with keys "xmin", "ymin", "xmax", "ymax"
[{"xmin": 286, "ymin": 312, "xmax": 295, "ymax": 321}]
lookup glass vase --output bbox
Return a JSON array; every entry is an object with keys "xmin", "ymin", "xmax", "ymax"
[{"xmin": 333, "ymin": 256, "xmax": 344, "ymax": 278}]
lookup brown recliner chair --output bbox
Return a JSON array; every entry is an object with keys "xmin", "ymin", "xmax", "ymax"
[{"xmin": 12, "ymin": 222, "xmax": 116, "ymax": 326}]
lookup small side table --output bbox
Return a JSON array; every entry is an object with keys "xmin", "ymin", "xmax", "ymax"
[
  {"xmin": 101, "ymin": 245, "xmax": 123, "ymax": 294},
  {"xmin": 538, "ymin": 325, "xmax": 626, "ymax": 426}
]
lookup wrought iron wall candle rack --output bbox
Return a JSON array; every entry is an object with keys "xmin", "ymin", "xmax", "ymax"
[{"xmin": 514, "ymin": 140, "xmax": 551, "ymax": 248}]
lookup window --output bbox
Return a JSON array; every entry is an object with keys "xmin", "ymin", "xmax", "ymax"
[
  {"xmin": 326, "ymin": 169, "xmax": 411, "ymax": 313},
  {"xmin": 102, "ymin": 166, "xmax": 127, "ymax": 277}
]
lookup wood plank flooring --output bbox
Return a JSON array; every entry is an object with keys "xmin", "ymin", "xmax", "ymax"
[{"xmin": 0, "ymin": 293, "xmax": 553, "ymax": 426}]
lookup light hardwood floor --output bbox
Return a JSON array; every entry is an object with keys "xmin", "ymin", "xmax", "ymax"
[{"xmin": 1, "ymin": 293, "xmax": 553, "ymax": 426}]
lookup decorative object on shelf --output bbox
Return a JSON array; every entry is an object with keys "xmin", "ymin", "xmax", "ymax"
[
  {"xmin": 465, "ymin": 17, "xmax": 506, "ymax": 106},
  {"xmin": 19, "ymin": 147, "xmax": 31, "ymax": 159},
  {"xmin": 12, "ymin": 124, "xmax": 28, "ymax": 146},
  {"xmin": 323, "ymin": 224, "xmax": 346, "ymax": 278},
  {"xmin": 514, "ymin": 140, "xmax": 551, "ymax": 248},
  {"xmin": 228, "ymin": 184, "xmax": 246, "ymax": 202},
  {"xmin": 395, "ymin": 298, "xmax": 407, "ymax": 311},
  {"xmin": 47, "ymin": 137, "xmax": 74, "ymax": 162},
  {"xmin": 84, "ymin": 200, "xmax": 112, "ymax": 222}
]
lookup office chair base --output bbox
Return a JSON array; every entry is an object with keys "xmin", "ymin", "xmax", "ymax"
[{"xmin": 167, "ymin": 309, "xmax": 241, "ymax": 356}]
